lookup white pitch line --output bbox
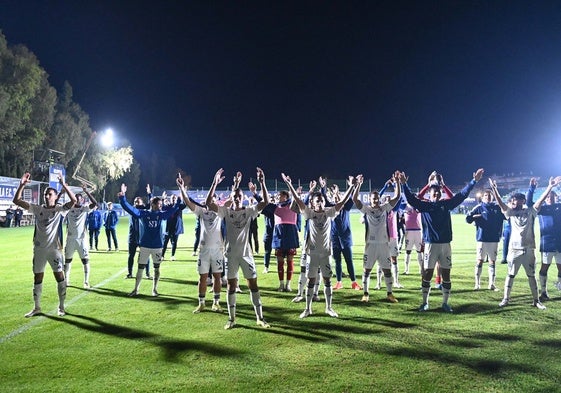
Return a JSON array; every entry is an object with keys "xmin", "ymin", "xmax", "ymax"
[{"xmin": 0, "ymin": 269, "xmax": 128, "ymax": 344}]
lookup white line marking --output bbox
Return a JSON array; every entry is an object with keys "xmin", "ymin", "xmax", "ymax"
[{"xmin": 0, "ymin": 269, "xmax": 127, "ymax": 344}]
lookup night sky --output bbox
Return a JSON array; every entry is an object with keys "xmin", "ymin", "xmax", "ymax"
[{"xmin": 1, "ymin": 1, "xmax": 561, "ymax": 187}]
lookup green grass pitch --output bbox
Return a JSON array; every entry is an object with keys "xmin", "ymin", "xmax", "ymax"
[{"xmin": 1, "ymin": 213, "xmax": 560, "ymax": 393}]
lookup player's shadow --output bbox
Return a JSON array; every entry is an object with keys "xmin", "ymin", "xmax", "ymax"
[{"xmin": 44, "ymin": 313, "xmax": 245, "ymax": 362}]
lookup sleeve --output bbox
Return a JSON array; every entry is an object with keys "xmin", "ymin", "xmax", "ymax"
[
  {"xmin": 403, "ymin": 184, "xmax": 425, "ymax": 211},
  {"xmin": 119, "ymin": 196, "xmax": 140, "ymax": 218},
  {"xmin": 465, "ymin": 206, "xmax": 479, "ymax": 224},
  {"xmin": 526, "ymin": 186, "xmax": 535, "ymax": 205},
  {"xmin": 445, "ymin": 179, "xmax": 476, "ymax": 210}
]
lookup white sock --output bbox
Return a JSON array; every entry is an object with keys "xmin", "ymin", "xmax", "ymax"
[
  {"xmin": 57, "ymin": 280, "xmax": 66, "ymax": 309},
  {"xmin": 250, "ymin": 290, "xmax": 263, "ymax": 320},
  {"xmin": 33, "ymin": 283, "xmax": 43, "ymax": 310}
]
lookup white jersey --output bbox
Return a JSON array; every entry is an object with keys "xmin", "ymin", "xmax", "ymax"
[
  {"xmin": 217, "ymin": 205, "xmax": 259, "ymax": 257},
  {"xmin": 194, "ymin": 205, "xmax": 223, "ymax": 249},
  {"xmin": 302, "ymin": 206, "xmax": 338, "ymax": 256},
  {"xmin": 65, "ymin": 205, "xmax": 91, "ymax": 240},
  {"xmin": 361, "ymin": 203, "xmax": 392, "ymax": 244},
  {"xmin": 505, "ymin": 206, "xmax": 537, "ymax": 250},
  {"xmin": 29, "ymin": 204, "xmax": 70, "ymax": 250}
]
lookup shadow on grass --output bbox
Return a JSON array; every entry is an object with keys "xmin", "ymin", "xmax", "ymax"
[
  {"xmin": 534, "ymin": 339, "xmax": 561, "ymax": 348},
  {"xmin": 383, "ymin": 345, "xmax": 536, "ymax": 375},
  {"xmin": 86, "ymin": 286, "xmax": 197, "ymax": 307},
  {"xmin": 44, "ymin": 313, "xmax": 246, "ymax": 362}
]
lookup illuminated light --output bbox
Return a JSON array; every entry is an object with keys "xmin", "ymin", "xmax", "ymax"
[{"xmin": 101, "ymin": 128, "xmax": 114, "ymax": 148}]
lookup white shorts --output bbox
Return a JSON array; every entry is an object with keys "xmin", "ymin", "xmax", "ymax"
[
  {"xmin": 424, "ymin": 243, "xmax": 452, "ymax": 270},
  {"xmin": 507, "ymin": 248, "xmax": 536, "ymax": 276},
  {"xmin": 405, "ymin": 230, "xmax": 422, "ymax": 252},
  {"xmin": 197, "ymin": 247, "xmax": 224, "ymax": 274},
  {"xmin": 389, "ymin": 238, "xmax": 399, "ymax": 258},
  {"xmin": 305, "ymin": 253, "xmax": 332, "ymax": 279},
  {"xmin": 33, "ymin": 246, "xmax": 64, "ymax": 274},
  {"xmin": 225, "ymin": 255, "xmax": 257, "ymax": 280},
  {"xmin": 363, "ymin": 243, "xmax": 391, "ymax": 271},
  {"xmin": 476, "ymin": 242, "xmax": 499, "ymax": 262},
  {"xmin": 64, "ymin": 237, "xmax": 89, "ymax": 260},
  {"xmin": 138, "ymin": 247, "xmax": 163, "ymax": 265},
  {"xmin": 541, "ymin": 251, "xmax": 561, "ymax": 265}
]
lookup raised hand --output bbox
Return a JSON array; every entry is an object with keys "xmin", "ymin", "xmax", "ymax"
[
  {"xmin": 281, "ymin": 173, "xmax": 292, "ymax": 184},
  {"xmin": 248, "ymin": 181, "xmax": 256, "ymax": 193},
  {"xmin": 20, "ymin": 172, "xmax": 31, "ymax": 186},
  {"xmin": 473, "ymin": 168, "xmax": 484, "ymax": 182},
  {"xmin": 256, "ymin": 167, "xmax": 265, "ymax": 183},
  {"xmin": 319, "ymin": 176, "xmax": 326, "ymax": 189},
  {"xmin": 214, "ymin": 168, "xmax": 225, "ymax": 185},
  {"xmin": 309, "ymin": 180, "xmax": 317, "ymax": 192},
  {"xmin": 550, "ymin": 176, "xmax": 561, "ymax": 187},
  {"xmin": 176, "ymin": 176, "xmax": 184, "ymax": 189}
]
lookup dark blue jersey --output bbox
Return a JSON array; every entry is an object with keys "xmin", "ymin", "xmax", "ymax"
[
  {"xmin": 120, "ymin": 196, "xmax": 179, "ymax": 249},
  {"xmin": 404, "ymin": 179, "xmax": 476, "ymax": 244},
  {"xmin": 527, "ymin": 187, "xmax": 561, "ymax": 252},
  {"xmin": 465, "ymin": 202, "xmax": 505, "ymax": 242}
]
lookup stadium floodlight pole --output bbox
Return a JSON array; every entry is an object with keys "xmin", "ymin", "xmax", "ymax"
[{"xmin": 72, "ymin": 128, "xmax": 114, "ymax": 190}]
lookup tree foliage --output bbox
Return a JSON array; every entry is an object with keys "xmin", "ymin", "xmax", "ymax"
[
  {"xmin": 0, "ymin": 31, "xmax": 138, "ymax": 193},
  {"xmin": 0, "ymin": 32, "xmax": 56, "ymax": 176}
]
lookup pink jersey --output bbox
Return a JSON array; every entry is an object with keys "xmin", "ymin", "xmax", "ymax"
[
  {"xmin": 387, "ymin": 210, "xmax": 398, "ymax": 239},
  {"xmin": 403, "ymin": 205, "xmax": 421, "ymax": 231},
  {"xmin": 274, "ymin": 204, "xmax": 298, "ymax": 226}
]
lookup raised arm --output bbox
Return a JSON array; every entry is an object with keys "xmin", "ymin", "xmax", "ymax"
[
  {"xmin": 526, "ymin": 178, "xmax": 537, "ymax": 205},
  {"xmin": 205, "ymin": 168, "xmax": 225, "ymax": 212},
  {"xmin": 232, "ymin": 171, "xmax": 242, "ymax": 191},
  {"xmin": 176, "ymin": 174, "xmax": 199, "ymax": 212},
  {"xmin": 489, "ymin": 178, "xmax": 508, "ymax": 212},
  {"xmin": 12, "ymin": 173, "xmax": 32, "ymax": 210},
  {"xmin": 118, "ymin": 183, "xmax": 140, "ymax": 218},
  {"xmin": 282, "ymin": 173, "xmax": 305, "ymax": 212},
  {"xmin": 255, "ymin": 167, "xmax": 270, "ymax": 210},
  {"xmin": 334, "ymin": 176, "xmax": 356, "ymax": 211},
  {"xmin": 387, "ymin": 172, "xmax": 402, "ymax": 207},
  {"xmin": 533, "ymin": 176, "xmax": 561, "ymax": 211},
  {"xmin": 352, "ymin": 174, "xmax": 364, "ymax": 210},
  {"xmin": 82, "ymin": 184, "xmax": 98, "ymax": 209},
  {"xmin": 59, "ymin": 175, "xmax": 77, "ymax": 209}
]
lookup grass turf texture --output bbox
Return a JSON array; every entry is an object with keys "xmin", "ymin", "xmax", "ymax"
[{"xmin": 1, "ymin": 213, "xmax": 560, "ymax": 393}]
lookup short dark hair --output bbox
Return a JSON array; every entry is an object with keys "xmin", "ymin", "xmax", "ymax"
[{"xmin": 512, "ymin": 193, "xmax": 526, "ymax": 201}]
